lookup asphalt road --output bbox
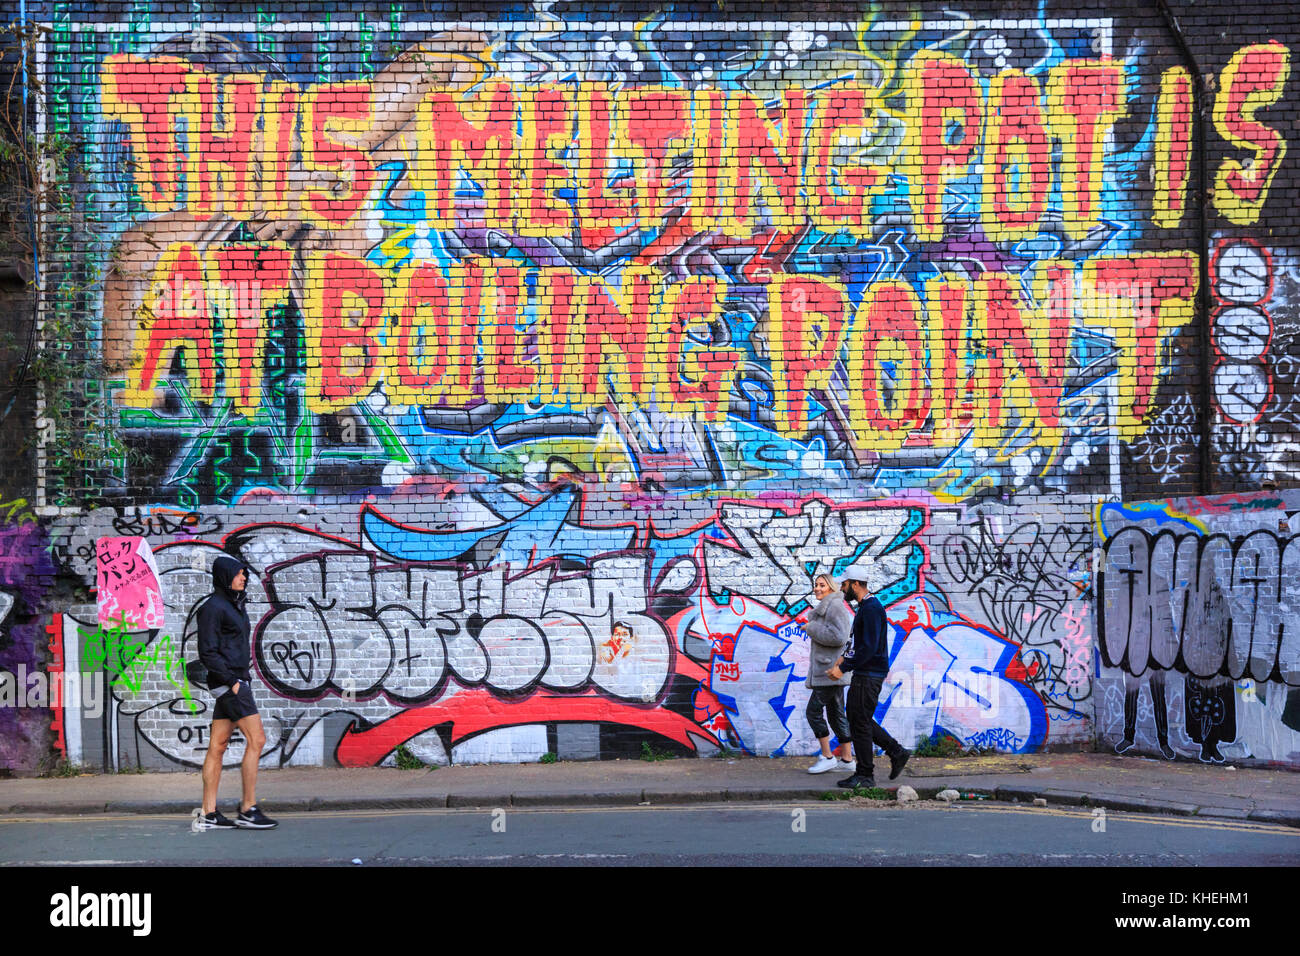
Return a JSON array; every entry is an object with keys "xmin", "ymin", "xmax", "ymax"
[{"xmin": 2, "ymin": 802, "xmax": 1297, "ymax": 866}]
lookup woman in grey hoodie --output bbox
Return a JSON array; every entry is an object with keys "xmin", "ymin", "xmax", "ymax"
[{"xmin": 802, "ymin": 574, "xmax": 855, "ymax": 774}]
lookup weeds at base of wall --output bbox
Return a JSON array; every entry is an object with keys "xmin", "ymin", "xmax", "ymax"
[
  {"xmin": 539, "ymin": 752, "xmax": 558, "ymax": 764},
  {"xmin": 32, "ymin": 751, "xmax": 97, "ymax": 777},
  {"xmin": 640, "ymin": 742, "xmax": 677, "ymax": 762},
  {"xmin": 914, "ymin": 733, "xmax": 1000, "ymax": 758},
  {"xmin": 914, "ymin": 733, "xmax": 962, "ymax": 757},
  {"xmin": 392, "ymin": 745, "xmax": 426, "ymax": 771},
  {"xmin": 43, "ymin": 758, "xmax": 91, "ymax": 778}
]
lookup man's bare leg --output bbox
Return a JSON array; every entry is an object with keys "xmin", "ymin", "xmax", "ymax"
[
  {"xmin": 235, "ymin": 713, "xmax": 267, "ymax": 813},
  {"xmin": 201, "ymin": 719, "xmax": 234, "ymax": 814}
]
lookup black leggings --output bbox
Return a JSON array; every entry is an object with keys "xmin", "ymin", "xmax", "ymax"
[{"xmin": 806, "ymin": 685, "xmax": 850, "ymax": 740}]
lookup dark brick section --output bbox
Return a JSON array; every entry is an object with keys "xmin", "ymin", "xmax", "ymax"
[{"xmin": 1163, "ymin": 0, "xmax": 1300, "ymax": 494}]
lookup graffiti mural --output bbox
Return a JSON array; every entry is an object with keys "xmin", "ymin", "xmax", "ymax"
[
  {"xmin": 29, "ymin": 10, "xmax": 1237, "ymax": 508},
  {"xmin": 19, "ymin": 5, "xmax": 1300, "ymax": 769},
  {"xmin": 935, "ymin": 508, "xmax": 1094, "ymax": 735},
  {"xmin": 1097, "ymin": 492, "xmax": 1300, "ymax": 766},
  {"xmin": 53, "ymin": 493, "xmax": 1099, "ymax": 768}
]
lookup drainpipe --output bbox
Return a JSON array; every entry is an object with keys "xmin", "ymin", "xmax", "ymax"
[{"xmin": 1155, "ymin": 0, "xmax": 1214, "ymax": 496}]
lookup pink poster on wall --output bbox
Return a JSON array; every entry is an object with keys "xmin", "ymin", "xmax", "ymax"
[{"xmin": 96, "ymin": 536, "xmax": 165, "ymax": 630}]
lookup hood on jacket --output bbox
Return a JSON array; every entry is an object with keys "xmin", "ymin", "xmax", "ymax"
[{"xmin": 211, "ymin": 554, "xmax": 249, "ymax": 599}]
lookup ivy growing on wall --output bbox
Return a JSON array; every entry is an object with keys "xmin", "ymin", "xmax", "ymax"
[{"xmin": 3, "ymin": 16, "xmax": 130, "ymax": 508}]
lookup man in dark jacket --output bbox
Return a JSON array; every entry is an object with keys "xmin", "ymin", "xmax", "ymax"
[
  {"xmin": 195, "ymin": 554, "xmax": 277, "ymax": 830},
  {"xmin": 828, "ymin": 566, "xmax": 910, "ymax": 789}
]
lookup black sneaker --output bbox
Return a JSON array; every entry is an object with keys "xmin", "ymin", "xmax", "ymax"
[
  {"xmin": 235, "ymin": 805, "xmax": 278, "ymax": 829},
  {"xmin": 837, "ymin": 774, "xmax": 877, "ymax": 789},
  {"xmin": 889, "ymin": 748, "xmax": 911, "ymax": 780},
  {"xmin": 195, "ymin": 810, "xmax": 236, "ymax": 830}
]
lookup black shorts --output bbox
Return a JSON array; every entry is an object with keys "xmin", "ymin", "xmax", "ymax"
[{"xmin": 212, "ymin": 680, "xmax": 259, "ymax": 723}]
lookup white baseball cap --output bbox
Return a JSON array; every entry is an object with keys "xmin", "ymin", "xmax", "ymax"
[{"xmin": 833, "ymin": 560, "xmax": 874, "ymax": 589}]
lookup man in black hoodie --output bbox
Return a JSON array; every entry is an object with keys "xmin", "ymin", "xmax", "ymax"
[
  {"xmin": 195, "ymin": 554, "xmax": 277, "ymax": 830},
  {"xmin": 827, "ymin": 567, "xmax": 910, "ymax": 789}
]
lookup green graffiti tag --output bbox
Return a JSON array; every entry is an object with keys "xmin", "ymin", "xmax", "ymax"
[{"xmin": 79, "ymin": 614, "xmax": 199, "ymax": 714}]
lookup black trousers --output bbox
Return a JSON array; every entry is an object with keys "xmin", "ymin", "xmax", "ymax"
[{"xmin": 846, "ymin": 674, "xmax": 903, "ymax": 779}]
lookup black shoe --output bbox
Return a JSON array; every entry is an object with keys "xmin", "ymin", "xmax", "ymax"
[
  {"xmin": 235, "ymin": 805, "xmax": 278, "ymax": 829},
  {"xmin": 837, "ymin": 774, "xmax": 876, "ymax": 789},
  {"xmin": 889, "ymin": 748, "xmax": 911, "ymax": 780},
  {"xmin": 194, "ymin": 810, "xmax": 236, "ymax": 830}
]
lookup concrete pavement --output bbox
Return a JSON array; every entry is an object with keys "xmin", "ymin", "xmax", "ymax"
[{"xmin": 1, "ymin": 751, "xmax": 1297, "ymax": 826}]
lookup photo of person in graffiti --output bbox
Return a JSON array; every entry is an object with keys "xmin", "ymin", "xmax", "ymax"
[
  {"xmin": 802, "ymin": 574, "xmax": 855, "ymax": 774},
  {"xmin": 829, "ymin": 564, "xmax": 910, "ymax": 789},
  {"xmin": 599, "ymin": 620, "xmax": 637, "ymax": 665},
  {"xmin": 195, "ymin": 554, "xmax": 277, "ymax": 830}
]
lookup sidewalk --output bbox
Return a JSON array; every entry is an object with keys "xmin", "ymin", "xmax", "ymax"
[{"xmin": 1, "ymin": 752, "xmax": 1297, "ymax": 826}]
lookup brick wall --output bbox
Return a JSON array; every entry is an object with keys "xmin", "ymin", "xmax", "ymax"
[{"xmin": 1, "ymin": 0, "xmax": 1295, "ymax": 771}]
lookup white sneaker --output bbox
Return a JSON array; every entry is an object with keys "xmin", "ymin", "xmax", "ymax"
[
  {"xmin": 807, "ymin": 755, "xmax": 840, "ymax": 774},
  {"xmin": 836, "ymin": 759, "xmax": 857, "ymax": 771}
]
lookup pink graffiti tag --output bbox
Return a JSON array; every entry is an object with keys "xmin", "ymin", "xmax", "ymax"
[{"xmin": 1061, "ymin": 601, "xmax": 1093, "ymax": 691}]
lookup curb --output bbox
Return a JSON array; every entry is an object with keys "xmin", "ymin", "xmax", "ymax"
[
  {"xmin": 3, "ymin": 788, "xmax": 1298, "ymax": 828},
  {"xmin": 512, "ymin": 791, "xmax": 644, "ymax": 808},
  {"xmin": 1195, "ymin": 806, "xmax": 1251, "ymax": 821},
  {"xmin": 1246, "ymin": 808, "xmax": 1300, "ymax": 827}
]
